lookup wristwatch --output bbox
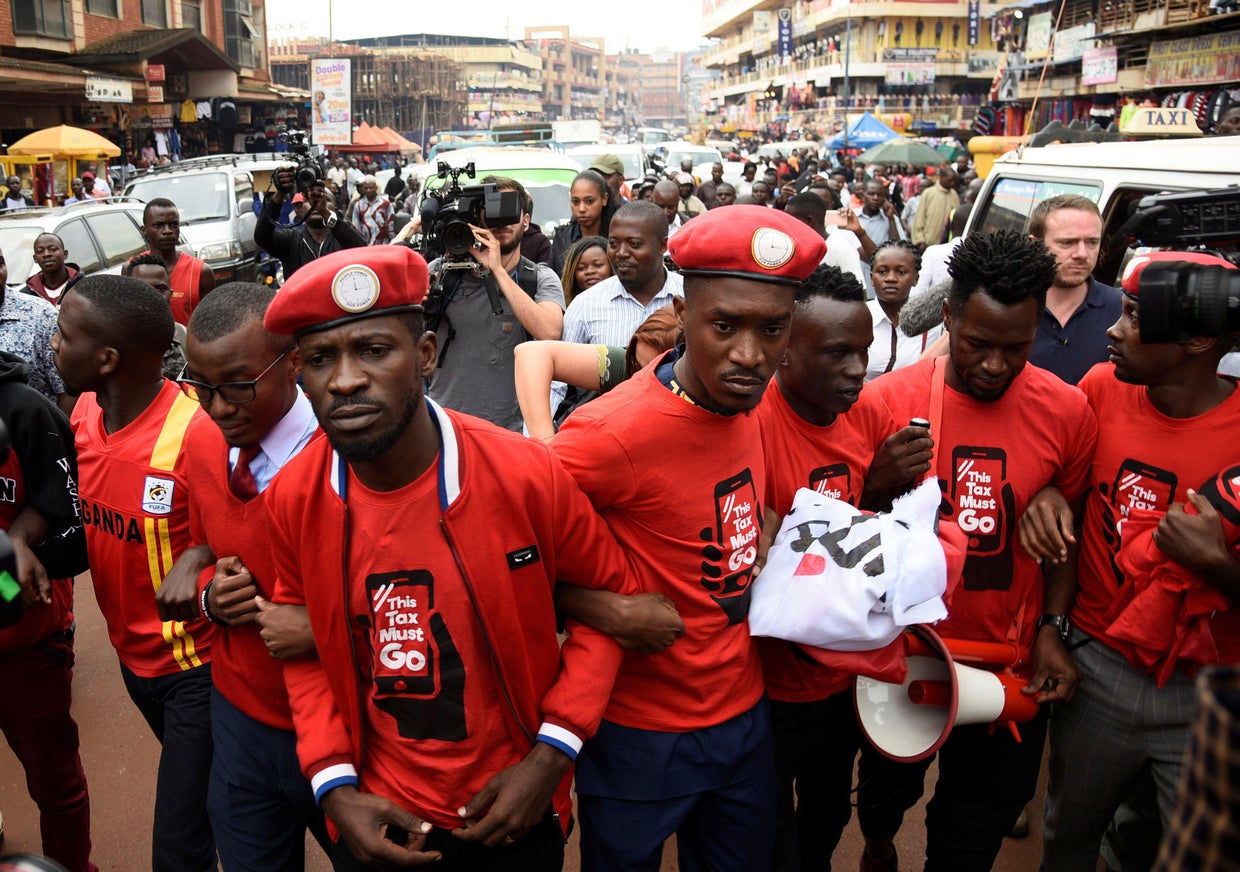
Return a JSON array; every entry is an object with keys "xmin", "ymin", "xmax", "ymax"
[
  {"xmin": 325, "ymin": 211, "xmax": 338, "ymax": 228},
  {"xmin": 1036, "ymin": 613, "xmax": 1071, "ymax": 642}
]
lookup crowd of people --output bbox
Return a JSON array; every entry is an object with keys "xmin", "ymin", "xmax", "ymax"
[{"xmin": 0, "ymin": 131, "xmax": 1236, "ymax": 872}]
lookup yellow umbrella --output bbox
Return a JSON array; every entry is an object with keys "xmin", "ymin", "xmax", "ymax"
[{"xmin": 8, "ymin": 124, "xmax": 121, "ymax": 158}]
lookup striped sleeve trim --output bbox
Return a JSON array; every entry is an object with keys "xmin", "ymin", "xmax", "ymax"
[
  {"xmin": 536, "ymin": 722, "xmax": 581, "ymax": 761},
  {"xmin": 311, "ymin": 763, "xmax": 359, "ymax": 804}
]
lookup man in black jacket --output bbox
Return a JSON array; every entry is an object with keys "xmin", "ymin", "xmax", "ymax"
[{"xmin": 255, "ymin": 168, "xmax": 366, "ymax": 279}]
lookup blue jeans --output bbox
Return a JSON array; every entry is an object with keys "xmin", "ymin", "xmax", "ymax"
[
  {"xmin": 208, "ymin": 687, "xmax": 330, "ymax": 871},
  {"xmin": 119, "ymin": 661, "xmax": 217, "ymax": 872}
]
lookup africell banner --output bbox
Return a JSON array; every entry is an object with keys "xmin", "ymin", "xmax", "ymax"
[{"xmin": 311, "ymin": 58, "xmax": 352, "ymax": 146}]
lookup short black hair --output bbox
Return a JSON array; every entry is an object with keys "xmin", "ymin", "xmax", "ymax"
[
  {"xmin": 122, "ymin": 252, "xmax": 168, "ymax": 276},
  {"xmin": 189, "ymin": 282, "xmax": 282, "ymax": 351},
  {"xmin": 796, "ymin": 264, "xmax": 866, "ymax": 304},
  {"xmin": 69, "ymin": 274, "xmax": 173, "ymax": 357},
  {"xmin": 946, "ymin": 229, "xmax": 1056, "ymax": 316},
  {"xmin": 612, "ymin": 200, "xmax": 667, "ymax": 241},
  {"xmin": 34, "ymin": 232, "xmax": 64, "ymax": 247},
  {"xmin": 142, "ymin": 198, "xmax": 178, "ymax": 223},
  {"xmin": 871, "ymin": 238, "xmax": 922, "ymax": 273},
  {"xmin": 785, "ymin": 192, "xmax": 827, "ymax": 227}
]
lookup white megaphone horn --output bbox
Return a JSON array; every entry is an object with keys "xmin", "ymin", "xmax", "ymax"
[{"xmin": 854, "ymin": 625, "xmax": 1040, "ymax": 762}]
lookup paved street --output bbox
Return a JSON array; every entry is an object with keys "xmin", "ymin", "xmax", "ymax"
[{"xmin": 1, "ymin": 575, "xmax": 1048, "ymax": 870}]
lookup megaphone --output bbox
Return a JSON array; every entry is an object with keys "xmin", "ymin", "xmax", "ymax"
[{"xmin": 854, "ymin": 625, "xmax": 1040, "ymax": 762}]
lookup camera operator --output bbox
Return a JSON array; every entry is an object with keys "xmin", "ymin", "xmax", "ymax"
[
  {"xmin": 425, "ymin": 175, "xmax": 564, "ymax": 432},
  {"xmin": 254, "ymin": 167, "xmax": 366, "ymax": 279}
]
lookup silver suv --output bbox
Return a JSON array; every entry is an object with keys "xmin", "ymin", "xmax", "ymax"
[
  {"xmin": 0, "ymin": 199, "xmax": 151, "ymax": 292},
  {"xmin": 124, "ymin": 154, "xmax": 284, "ymax": 284}
]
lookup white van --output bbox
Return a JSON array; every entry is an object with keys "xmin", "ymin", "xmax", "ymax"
[{"xmin": 967, "ymin": 137, "xmax": 1239, "ymax": 285}]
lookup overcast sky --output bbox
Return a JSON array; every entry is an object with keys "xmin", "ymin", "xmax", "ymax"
[{"xmin": 266, "ymin": 0, "xmax": 711, "ymax": 54}]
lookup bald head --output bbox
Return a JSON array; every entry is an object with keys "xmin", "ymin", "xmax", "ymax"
[{"xmin": 653, "ymin": 180, "xmax": 680, "ymax": 225}]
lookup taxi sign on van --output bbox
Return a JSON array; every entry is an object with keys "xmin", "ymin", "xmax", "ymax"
[{"xmin": 1120, "ymin": 107, "xmax": 1202, "ymax": 138}]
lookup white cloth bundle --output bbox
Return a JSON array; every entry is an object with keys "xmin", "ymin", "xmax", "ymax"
[{"xmin": 749, "ymin": 477, "xmax": 948, "ymax": 650}]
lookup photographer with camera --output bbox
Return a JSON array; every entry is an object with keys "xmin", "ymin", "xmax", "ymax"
[
  {"xmin": 1017, "ymin": 250, "xmax": 1240, "ymax": 871},
  {"xmin": 422, "ymin": 171, "xmax": 564, "ymax": 432},
  {"xmin": 255, "ymin": 166, "xmax": 366, "ymax": 279}
]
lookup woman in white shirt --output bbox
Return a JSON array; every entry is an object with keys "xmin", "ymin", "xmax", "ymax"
[{"xmin": 865, "ymin": 240, "xmax": 943, "ymax": 380}]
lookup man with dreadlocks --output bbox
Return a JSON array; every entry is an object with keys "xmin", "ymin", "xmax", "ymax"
[{"xmin": 868, "ymin": 229, "xmax": 1099, "ymax": 872}]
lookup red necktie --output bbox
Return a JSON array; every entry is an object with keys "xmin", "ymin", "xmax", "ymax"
[{"xmin": 229, "ymin": 445, "xmax": 262, "ymax": 501}]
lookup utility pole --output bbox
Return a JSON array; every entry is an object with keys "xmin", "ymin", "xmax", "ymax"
[{"xmin": 842, "ymin": 0, "xmax": 852, "ymax": 151}]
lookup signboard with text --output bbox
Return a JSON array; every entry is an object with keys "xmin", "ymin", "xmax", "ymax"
[
  {"xmin": 311, "ymin": 58, "xmax": 352, "ymax": 146},
  {"xmin": 1145, "ymin": 33, "xmax": 1240, "ymax": 87},
  {"xmin": 778, "ymin": 8, "xmax": 793, "ymax": 60},
  {"xmin": 1081, "ymin": 46, "xmax": 1118, "ymax": 85},
  {"xmin": 1025, "ymin": 12, "xmax": 1053, "ymax": 59},
  {"xmin": 1053, "ymin": 22, "xmax": 1095, "ymax": 63},
  {"xmin": 85, "ymin": 77, "xmax": 132, "ymax": 103}
]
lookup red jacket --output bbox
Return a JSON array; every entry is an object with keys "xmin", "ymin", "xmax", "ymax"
[{"xmin": 266, "ymin": 400, "xmax": 630, "ymax": 833}]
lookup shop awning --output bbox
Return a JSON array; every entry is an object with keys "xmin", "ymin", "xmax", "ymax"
[{"xmin": 72, "ymin": 28, "xmax": 238, "ymax": 73}]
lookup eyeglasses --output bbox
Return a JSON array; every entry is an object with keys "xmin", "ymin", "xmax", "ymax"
[{"xmin": 177, "ymin": 346, "xmax": 294, "ymax": 406}]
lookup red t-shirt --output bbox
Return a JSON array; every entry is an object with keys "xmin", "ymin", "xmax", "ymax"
[
  {"xmin": 346, "ymin": 461, "xmax": 521, "ymax": 829},
  {"xmin": 1074, "ymin": 364, "xmax": 1240, "ymax": 663},
  {"xmin": 553, "ymin": 358, "xmax": 767, "ymax": 731},
  {"xmin": 167, "ymin": 253, "xmax": 205, "ymax": 326},
  {"xmin": 184, "ymin": 413, "xmax": 295, "ymax": 729},
  {"xmin": 72, "ymin": 381, "xmax": 214, "ymax": 677},
  {"xmin": 873, "ymin": 358, "xmax": 1097, "ymax": 652},
  {"xmin": 755, "ymin": 379, "xmax": 898, "ymax": 701}
]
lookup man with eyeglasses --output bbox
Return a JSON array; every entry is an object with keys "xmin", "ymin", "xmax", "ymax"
[
  {"xmin": 155, "ymin": 281, "xmax": 329, "ymax": 872},
  {"xmin": 52, "ymin": 274, "xmax": 217, "ymax": 872},
  {"xmin": 141, "ymin": 198, "xmax": 216, "ymax": 326}
]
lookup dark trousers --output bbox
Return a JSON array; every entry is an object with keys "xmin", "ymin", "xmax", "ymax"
[
  {"xmin": 576, "ymin": 703, "xmax": 778, "ymax": 872},
  {"xmin": 924, "ymin": 710, "xmax": 1049, "ymax": 872},
  {"xmin": 119, "ymin": 661, "xmax": 217, "ymax": 872},
  {"xmin": 772, "ymin": 693, "xmax": 931, "ymax": 872},
  {"xmin": 0, "ymin": 631, "xmax": 96, "ymax": 872},
  {"xmin": 207, "ymin": 687, "xmax": 330, "ymax": 871},
  {"xmin": 329, "ymin": 813, "xmax": 564, "ymax": 872}
]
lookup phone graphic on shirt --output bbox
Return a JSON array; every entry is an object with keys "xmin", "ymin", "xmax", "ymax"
[
  {"xmin": 951, "ymin": 447, "xmax": 1007, "ymax": 557},
  {"xmin": 365, "ymin": 568, "xmax": 466, "ymax": 742},
  {"xmin": 1111, "ymin": 459, "xmax": 1178, "ymax": 518},
  {"xmin": 368, "ymin": 570, "xmax": 438, "ymax": 699},
  {"xmin": 711, "ymin": 469, "xmax": 760, "ymax": 625},
  {"xmin": 809, "ymin": 463, "xmax": 852, "ymax": 501}
]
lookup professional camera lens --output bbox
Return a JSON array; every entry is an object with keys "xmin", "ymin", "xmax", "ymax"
[
  {"xmin": 440, "ymin": 216, "xmax": 477, "ymax": 257},
  {"xmin": 1138, "ymin": 262, "xmax": 1240, "ymax": 343}
]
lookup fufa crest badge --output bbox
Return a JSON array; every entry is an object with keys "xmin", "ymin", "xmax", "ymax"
[{"xmin": 142, "ymin": 476, "xmax": 176, "ymax": 515}]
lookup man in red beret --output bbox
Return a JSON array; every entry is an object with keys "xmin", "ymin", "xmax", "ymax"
[
  {"xmin": 1023, "ymin": 252, "xmax": 1240, "ymax": 871},
  {"xmin": 260, "ymin": 245, "xmax": 634, "ymax": 870},
  {"xmin": 552, "ymin": 205, "xmax": 825, "ymax": 871}
]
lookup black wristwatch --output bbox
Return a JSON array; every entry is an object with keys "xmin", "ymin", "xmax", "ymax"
[{"xmin": 1036, "ymin": 613, "xmax": 1071, "ymax": 642}]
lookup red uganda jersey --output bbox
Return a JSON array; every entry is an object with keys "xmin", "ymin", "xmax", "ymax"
[
  {"xmin": 345, "ymin": 462, "xmax": 522, "ymax": 829},
  {"xmin": 873, "ymin": 357, "xmax": 1097, "ymax": 654},
  {"xmin": 184, "ymin": 413, "xmax": 294, "ymax": 729},
  {"xmin": 553, "ymin": 355, "xmax": 767, "ymax": 731},
  {"xmin": 755, "ymin": 379, "xmax": 898, "ymax": 702},
  {"xmin": 1074, "ymin": 364, "xmax": 1240, "ymax": 664},
  {"xmin": 72, "ymin": 381, "xmax": 214, "ymax": 677},
  {"xmin": 167, "ymin": 252, "xmax": 205, "ymax": 326}
]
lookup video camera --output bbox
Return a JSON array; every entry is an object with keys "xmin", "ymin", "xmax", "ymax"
[
  {"xmin": 277, "ymin": 129, "xmax": 324, "ymax": 193},
  {"xmin": 1117, "ymin": 186, "xmax": 1240, "ymax": 343},
  {"xmin": 419, "ymin": 162, "xmax": 523, "ymax": 262}
]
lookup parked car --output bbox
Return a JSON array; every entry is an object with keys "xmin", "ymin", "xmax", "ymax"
[
  {"xmin": 124, "ymin": 154, "xmax": 280, "ymax": 284},
  {"xmin": 566, "ymin": 144, "xmax": 651, "ymax": 184},
  {"xmin": 968, "ymin": 136, "xmax": 1240, "ymax": 286},
  {"xmin": 0, "ymin": 199, "xmax": 153, "ymax": 292}
]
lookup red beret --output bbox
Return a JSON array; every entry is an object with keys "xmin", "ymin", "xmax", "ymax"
[
  {"xmin": 1120, "ymin": 251, "xmax": 1236, "ymax": 298},
  {"xmin": 668, "ymin": 205, "xmax": 826, "ymax": 286},
  {"xmin": 265, "ymin": 245, "xmax": 429, "ymax": 337}
]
